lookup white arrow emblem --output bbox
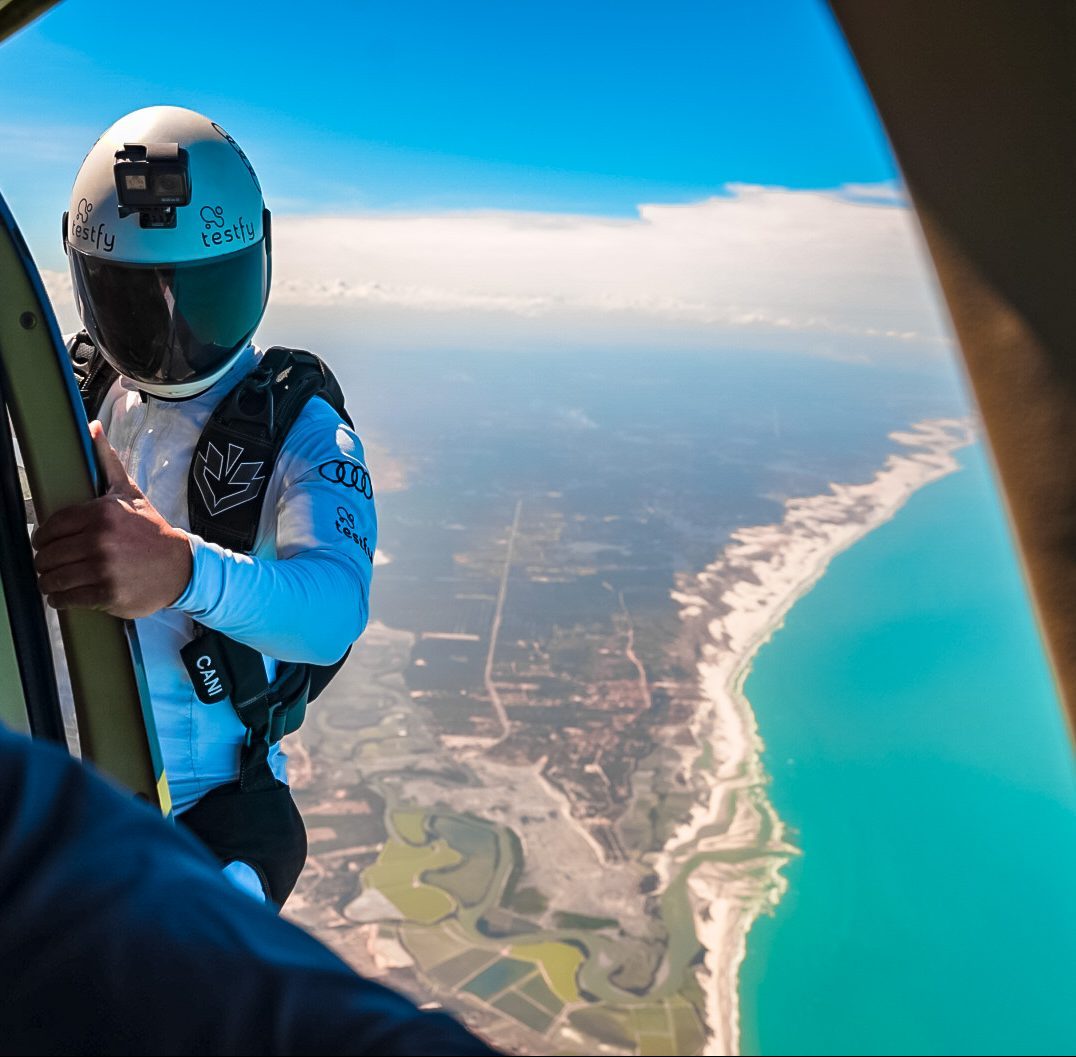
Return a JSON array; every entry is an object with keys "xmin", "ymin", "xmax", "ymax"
[{"xmin": 194, "ymin": 441, "xmax": 266, "ymax": 515}]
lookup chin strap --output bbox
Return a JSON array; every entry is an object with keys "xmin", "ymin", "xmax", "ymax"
[{"xmin": 69, "ymin": 331, "xmax": 120, "ymax": 421}]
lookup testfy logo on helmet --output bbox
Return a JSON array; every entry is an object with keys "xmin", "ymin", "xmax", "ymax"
[
  {"xmin": 64, "ymin": 105, "xmax": 271, "ymax": 400},
  {"xmin": 70, "ymin": 197, "xmax": 114, "ymax": 254},
  {"xmin": 199, "ymin": 205, "xmax": 255, "ymax": 249}
]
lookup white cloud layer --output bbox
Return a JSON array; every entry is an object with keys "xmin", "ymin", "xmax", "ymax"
[
  {"xmin": 42, "ymin": 185, "xmax": 954, "ymax": 361},
  {"xmin": 267, "ymin": 184, "xmax": 952, "ymax": 359}
]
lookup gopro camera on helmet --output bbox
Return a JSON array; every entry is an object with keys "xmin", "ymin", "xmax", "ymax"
[
  {"xmin": 113, "ymin": 142, "xmax": 191, "ymax": 227},
  {"xmin": 66, "ymin": 106, "xmax": 271, "ymax": 399}
]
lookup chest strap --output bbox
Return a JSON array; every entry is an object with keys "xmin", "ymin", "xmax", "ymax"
[
  {"xmin": 182, "ymin": 347, "xmax": 354, "ymax": 792},
  {"xmin": 181, "ymin": 628, "xmax": 311, "ymax": 791}
]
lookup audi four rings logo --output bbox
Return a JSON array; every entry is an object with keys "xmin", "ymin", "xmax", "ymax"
[{"xmin": 319, "ymin": 460, "xmax": 373, "ymax": 499}]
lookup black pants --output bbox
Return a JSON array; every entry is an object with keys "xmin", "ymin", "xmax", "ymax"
[{"xmin": 178, "ymin": 779, "xmax": 307, "ymax": 908}]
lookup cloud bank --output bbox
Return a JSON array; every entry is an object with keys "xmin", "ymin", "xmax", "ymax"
[
  {"xmin": 42, "ymin": 185, "xmax": 954, "ymax": 361},
  {"xmin": 268, "ymin": 184, "xmax": 951, "ymax": 358}
]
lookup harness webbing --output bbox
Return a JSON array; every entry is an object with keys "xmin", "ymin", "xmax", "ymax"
[{"xmin": 68, "ymin": 336, "xmax": 354, "ymax": 791}]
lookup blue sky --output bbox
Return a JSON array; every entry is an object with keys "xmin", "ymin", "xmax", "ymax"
[
  {"xmin": 2, "ymin": 0, "xmax": 895, "ymax": 260},
  {"xmin": 2, "ymin": 0, "xmax": 956, "ymax": 366}
]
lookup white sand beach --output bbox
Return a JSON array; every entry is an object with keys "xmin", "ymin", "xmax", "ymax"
[{"xmin": 660, "ymin": 418, "xmax": 975, "ymax": 1055}]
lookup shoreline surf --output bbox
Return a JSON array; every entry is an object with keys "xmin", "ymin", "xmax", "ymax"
[{"xmin": 661, "ymin": 417, "xmax": 975, "ymax": 1055}]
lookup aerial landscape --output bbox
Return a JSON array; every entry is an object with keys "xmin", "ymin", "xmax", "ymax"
[{"xmin": 281, "ymin": 347, "xmax": 979, "ymax": 1055}]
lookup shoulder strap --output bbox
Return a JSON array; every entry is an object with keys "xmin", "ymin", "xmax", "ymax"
[
  {"xmin": 183, "ymin": 348, "xmax": 353, "ymax": 780},
  {"xmin": 188, "ymin": 346, "xmax": 352, "ymax": 554},
  {"xmin": 68, "ymin": 331, "xmax": 120, "ymax": 422}
]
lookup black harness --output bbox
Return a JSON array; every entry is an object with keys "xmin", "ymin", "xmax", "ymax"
[{"xmin": 69, "ymin": 333, "xmax": 352, "ymax": 794}]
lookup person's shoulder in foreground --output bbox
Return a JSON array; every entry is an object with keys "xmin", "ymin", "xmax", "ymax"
[{"xmin": 0, "ymin": 726, "xmax": 497, "ymax": 1057}]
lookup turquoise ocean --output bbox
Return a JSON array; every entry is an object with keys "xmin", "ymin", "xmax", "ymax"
[{"xmin": 738, "ymin": 442, "xmax": 1076, "ymax": 1056}]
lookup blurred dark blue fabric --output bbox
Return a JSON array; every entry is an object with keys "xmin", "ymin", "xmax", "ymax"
[{"xmin": 0, "ymin": 726, "xmax": 496, "ymax": 1056}]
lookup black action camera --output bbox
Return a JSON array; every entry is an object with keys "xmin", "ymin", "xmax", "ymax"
[{"xmin": 113, "ymin": 142, "xmax": 191, "ymax": 228}]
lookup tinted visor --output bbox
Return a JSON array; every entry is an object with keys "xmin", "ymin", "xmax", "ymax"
[{"xmin": 69, "ymin": 242, "xmax": 268, "ymax": 390}]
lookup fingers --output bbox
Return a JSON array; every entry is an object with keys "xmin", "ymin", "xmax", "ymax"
[
  {"xmin": 31, "ymin": 501, "xmax": 98, "ymax": 551},
  {"xmin": 33, "ymin": 531, "xmax": 105, "ymax": 576},
  {"xmin": 32, "ymin": 425, "xmax": 138, "ymax": 550},
  {"xmin": 45, "ymin": 583, "xmax": 112, "ymax": 612},
  {"xmin": 90, "ymin": 420, "xmax": 137, "ymax": 495},
  {"xmin": 38, "ymin": 559, "xmax": 107, "ymax": 601}
]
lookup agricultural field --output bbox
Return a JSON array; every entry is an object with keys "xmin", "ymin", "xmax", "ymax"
[
  {"xmin": 361, "ymin": 838, "xmax": 462, "ymax": 924},
  {"xmin": 292, "ymin": 621, "xmax": 712, "ymax": 1054},
  {"xmin": 355, "ymin": 800, "xmax": 706, "ymax": 1054}
]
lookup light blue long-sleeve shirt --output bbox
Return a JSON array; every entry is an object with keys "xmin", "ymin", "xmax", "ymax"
[{"xmin": 97, "ymin": 344, "xmax": 375, "ymax": 814}]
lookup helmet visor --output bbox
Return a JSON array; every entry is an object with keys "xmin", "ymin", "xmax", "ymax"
[{"xmin": 69, "ymin": 242, "xmax": 268, "ymax": 390}]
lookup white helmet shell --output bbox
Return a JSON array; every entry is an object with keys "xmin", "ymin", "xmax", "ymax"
[{"xmin": 66, "ymin": 106, "xmax": 271, "ymax": 398}]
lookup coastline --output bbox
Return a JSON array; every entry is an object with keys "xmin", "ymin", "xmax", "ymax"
[{"xmin": 661, "ymin": 418, "xmax": 975, "ymax": 1055}]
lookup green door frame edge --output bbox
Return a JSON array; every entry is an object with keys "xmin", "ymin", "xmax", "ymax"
[{"xmin": 0, "ymin": 191, "xmax": 171, "ymax": 814}]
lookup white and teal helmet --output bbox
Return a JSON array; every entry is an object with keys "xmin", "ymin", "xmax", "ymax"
[{"xmin": 65, "ymin": 106, "xmax": 270, "ymax": 398}]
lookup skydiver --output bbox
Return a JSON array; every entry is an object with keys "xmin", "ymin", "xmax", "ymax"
[{"xmin": 32, "ymin": 106, "xmax": 376, "ymax": 908}]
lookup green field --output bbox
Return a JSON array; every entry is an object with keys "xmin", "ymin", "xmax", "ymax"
[
  {"xmin": 426, "ymin": 816, "xmax": 498, "ymax": 906},
  {"xmin": 399, "ymin": 924, "xmax": 466, "ymax": 968},
  {"xmin": 428, "ymin": 948, "xmax": 498, "ymax": 988},
  {"xmin": 364, "ymin": 806, "xmax": 711, "ymax": 1053},
  {"xmin": 363, "ymin": 838, "xmax": 462, "ymax": 924},
  {"xmin": 463, "ymin": 958, "xmax": 535, "ymax": 1000},
  {"xmin": 520, "ymin": 972, "xmax": 563, "ymax": 1015},
  {"xmin": 493, "ymin": 991, "xmax": 554, "ymax": 1033},
  {"xmin": 671, "ymin": 1000, "xmax": 707, "ymax": 1053},
  {"xmin": 552, "ymin": 910, "xmax": 618, "ymax": 930},
  {"xmin": 631, "ymin": 1005, "xmax": 671, "ymax": 1034},
  {"xmin": 391, "ymin": 808, "xmax": 427, "ymax": 845},
  {"xmin": 569, "ymin": 1007, "xmax": 635, "ymax": 1049},
  {"xmin": 511, "ymin": 941, "xmax": 584, "ymax": 1003},
  {"xmin": 569, "ymin": 998, "xmax": 704, "ymax": 1055}
]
